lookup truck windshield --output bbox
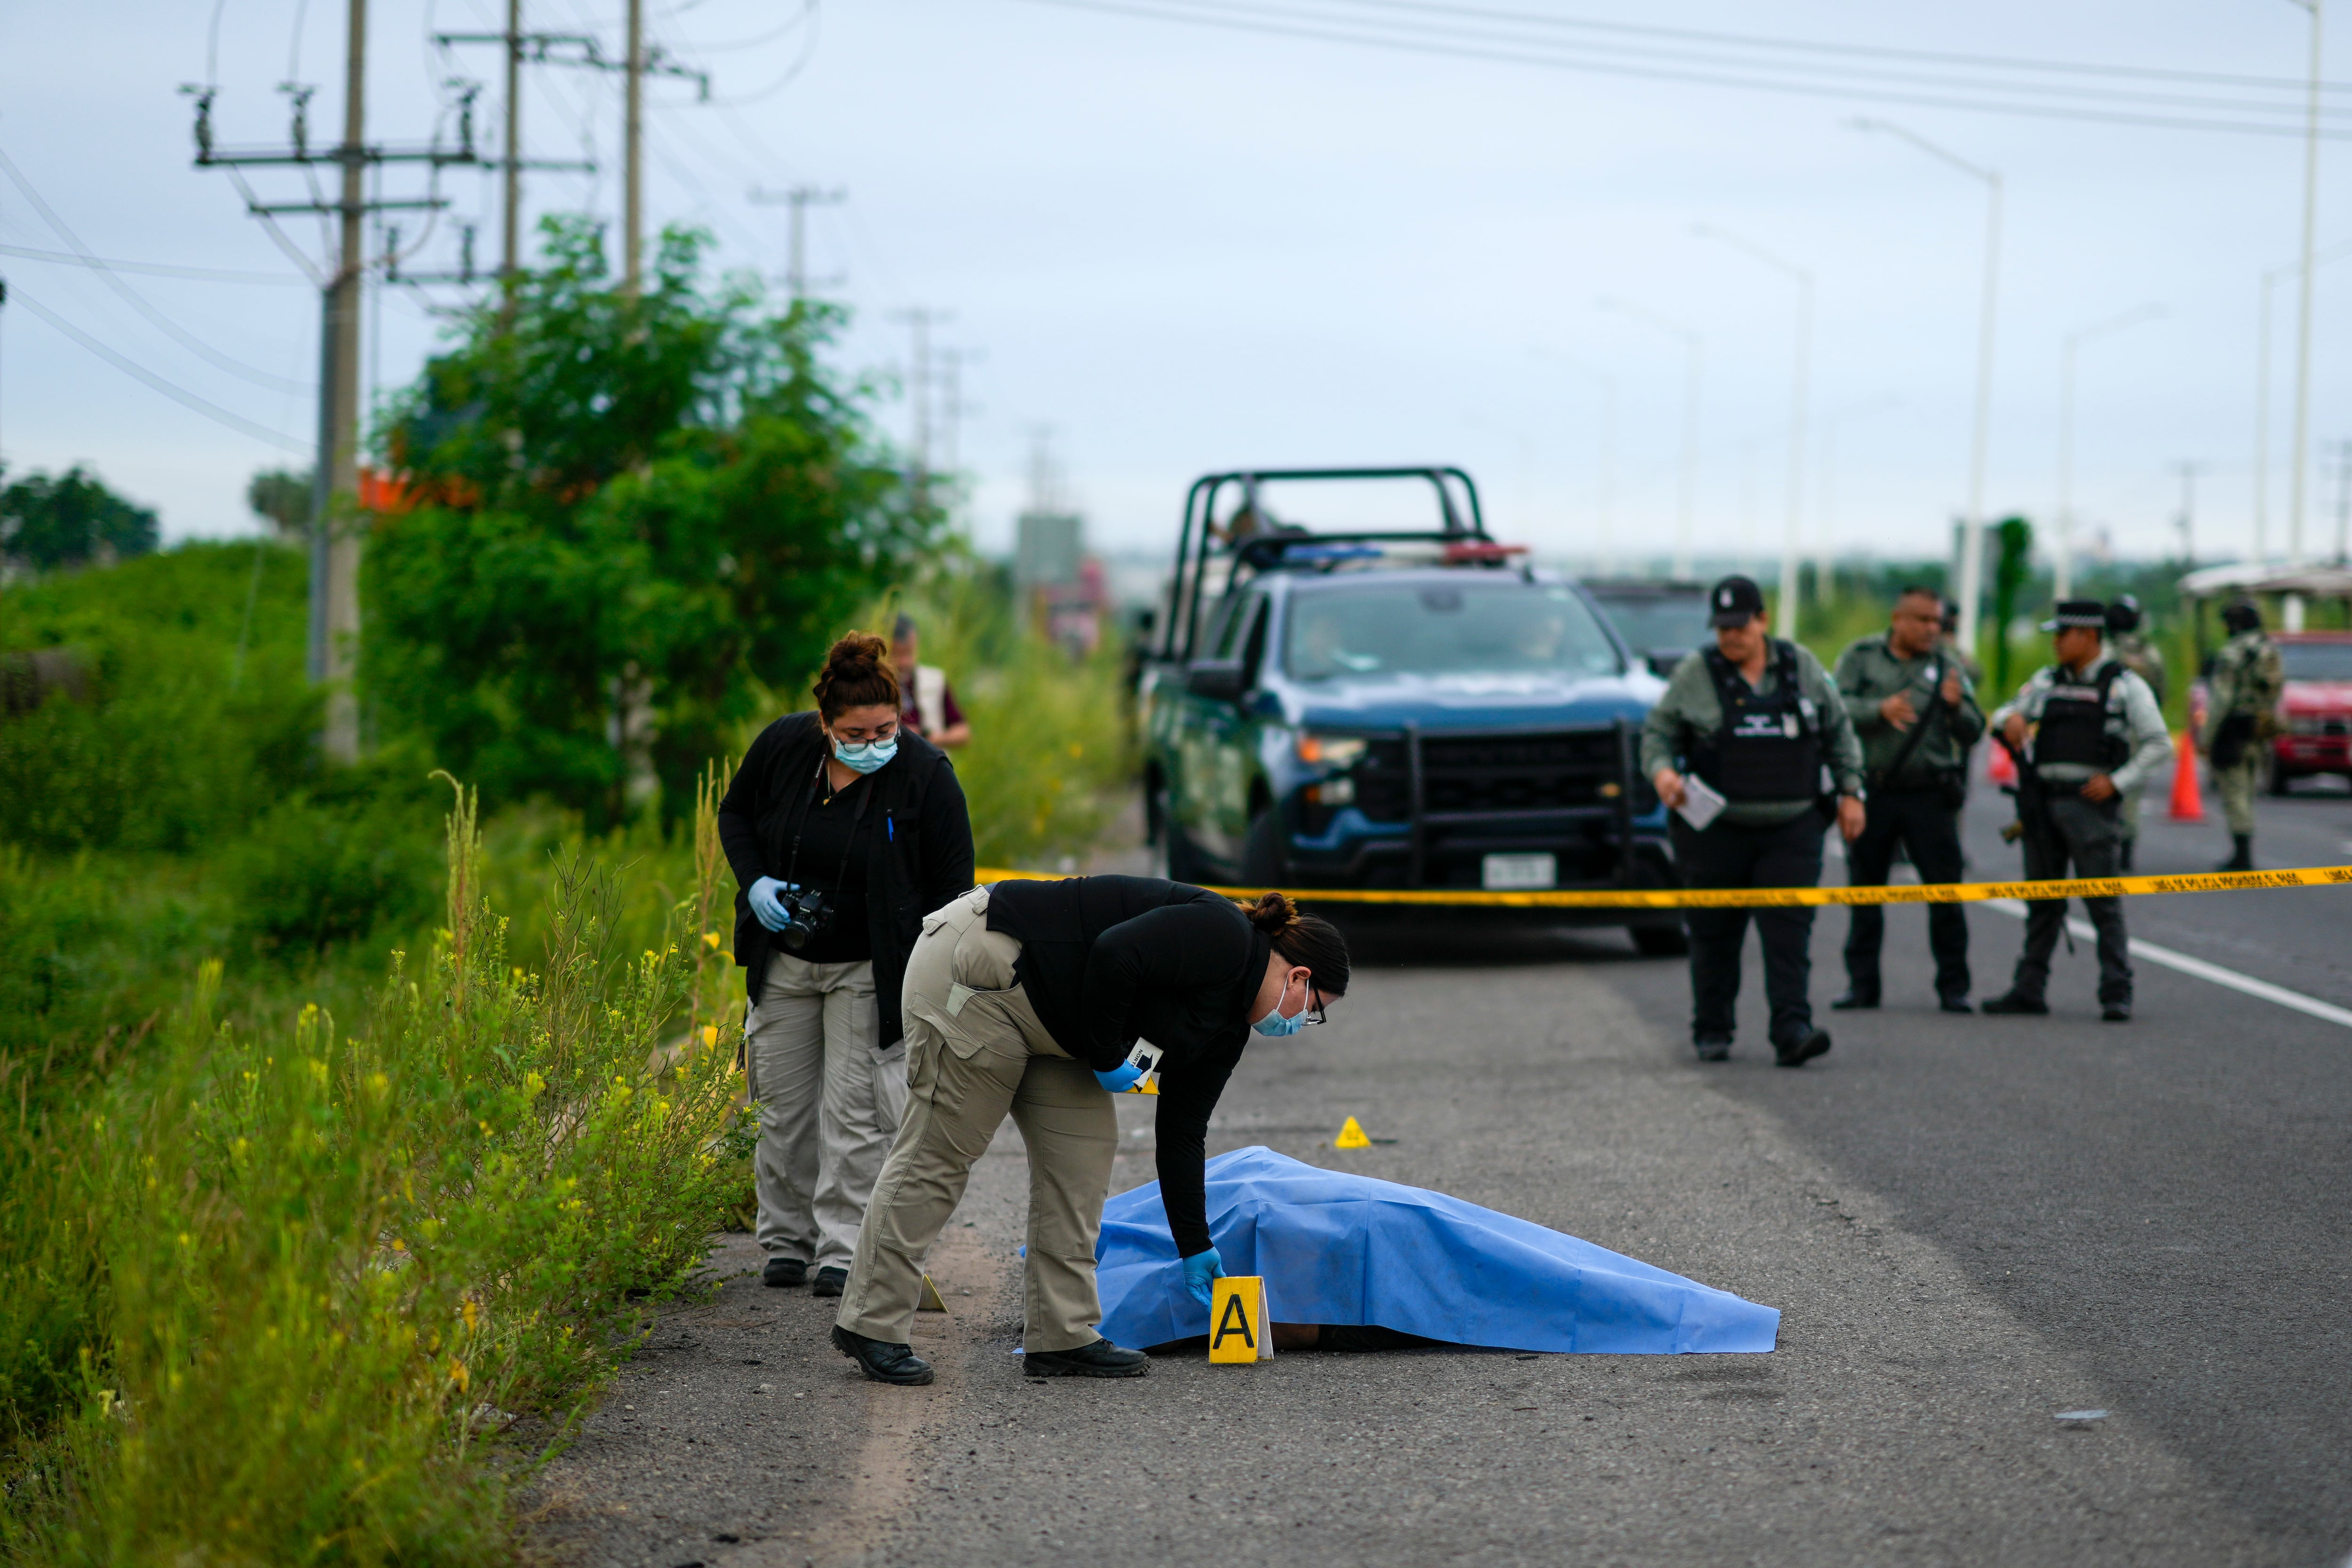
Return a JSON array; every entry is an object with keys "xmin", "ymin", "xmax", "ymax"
[
  {"xmin": 1284, "ymin": 581, "xmax": 1623, "ymax": 681},
  {"xmin": 2280, "ymin": 642, "xmax": 2352, "ymax": 681}
]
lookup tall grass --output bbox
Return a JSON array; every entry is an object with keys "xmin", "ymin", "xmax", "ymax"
[
  {"xmin": 0, "ymin": 781, "xmax": 748, "ymax": 1566},
  {"xmin": 881, "ymin": 565, "xmax": 1138, "ymax": 870}
]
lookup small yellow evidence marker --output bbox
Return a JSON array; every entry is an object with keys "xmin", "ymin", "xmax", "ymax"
[
  {"xmin": 918, "ymin": 1273, "xmax": 948, "ymax": 1313},
  {"xmin": 1124, "ymin": 1073, "xmax": 1159, "ymax": 1095},
  {"xmin": 1334, "ymin": 1116, "xmax": 1373, "ymax": 1149},
  {"xmin": 1209, "ymin": 1275, "xmax": 1273, "ymax": 1364}
]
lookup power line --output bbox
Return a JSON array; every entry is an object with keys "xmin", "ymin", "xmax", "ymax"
[
  {"xmin": 1005, "ymin": 0, "xmax": 2352, "ymax": 141},
  {"xmin": 9, "ymin": 286, "xmax": 309, "ymax": 452},
  {"xmin": 0, "ymin": 146, "xmax": 316, "ymax": 393},
  {"xmin": 0, "ymin": 244, "xmax": 310, "ymax": 286}
]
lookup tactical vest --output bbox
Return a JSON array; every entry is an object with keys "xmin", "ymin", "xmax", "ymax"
[
  {"xmin": 2033, "ymin": 661, "xmax": 2128, "ymax": 770},
  {"xmin": 1693, "ymin": 641, "xmax": 1826, "ymax": 801}
]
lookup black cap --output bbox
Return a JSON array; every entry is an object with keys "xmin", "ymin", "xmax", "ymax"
[
  {"xmin": 1708, "ymin": 574, "xmax": 1767, "ymax": 628},
  {"xmin": 2106, "ymin": 594, "xmax": 2143, "ymax": 633},
  {"xmin": 2222, "ymin": 598, "xmax": 2264, "ymax": 633},
  {"xmin": 2039, "ymin": 599, "xmax": 2108, "ymax": 631}
]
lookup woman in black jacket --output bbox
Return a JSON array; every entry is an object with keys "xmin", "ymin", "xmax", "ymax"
[
  {"xmin": 830, "ymin": 875, "xmax": 1350, "ymax": 1385},
  {"xmin": 716, "ymin": 633, "xmax": 975, "ymax": 1298}
]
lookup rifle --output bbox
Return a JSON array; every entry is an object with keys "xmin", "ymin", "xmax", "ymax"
[{"xmin": 1995, "ymin": 730, "xmax": 2044, "ymax": 845}]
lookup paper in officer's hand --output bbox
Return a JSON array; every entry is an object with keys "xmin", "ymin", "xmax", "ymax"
[{"xmin": 1674, "ymin": 775, "xmax": 1727, "ymax": 831}]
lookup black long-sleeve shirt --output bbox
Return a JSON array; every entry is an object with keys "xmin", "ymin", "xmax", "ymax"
[{"xmin": 987, "ymin": 876, "xmax": 1268, "ymax": 1258}]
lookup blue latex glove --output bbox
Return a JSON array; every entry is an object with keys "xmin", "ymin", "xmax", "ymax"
[
  {"xmin": 747, "ymin": 876, "xmax": 796, "ymax": 932},
  {"xmin": 1181, "ymin": 1246, "xmax": 1225, "ymax": 1308},
  {"xmin": 1092, "ymin": 1061, "xmax": 1144, "ymax": 1093}
]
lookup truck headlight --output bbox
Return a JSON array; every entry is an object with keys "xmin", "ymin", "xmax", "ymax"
[{"xmin": 1297, "ymin": 733, "xmax": 1368, "ymax": 767}]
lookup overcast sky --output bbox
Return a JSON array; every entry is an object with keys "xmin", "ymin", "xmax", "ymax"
[{"xmin": 3, "ymin": 0, "xmax": 2348, "ymax": 574}]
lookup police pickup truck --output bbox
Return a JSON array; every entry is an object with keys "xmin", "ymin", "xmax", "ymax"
[{"xmin": 1138, "ymin": 467, "xmax": 1685, "ymax": 953}]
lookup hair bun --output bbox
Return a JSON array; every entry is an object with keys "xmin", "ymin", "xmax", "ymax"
[
  {"xmin": 812, "ymin": 631, "xmax": 901, "ymax": 718},
  {"xmin": 1246, "ymin": 891, "xmax": 1300, "ymax": 932}
]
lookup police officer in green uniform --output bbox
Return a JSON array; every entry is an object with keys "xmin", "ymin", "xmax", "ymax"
[
  {"xmin": 2104, "ymin": 595, "xmax": 2169, "ymax": 872},
  {"xmin": 1982, "ymin": 601, "xmax": 2172, "ymax": 1023},
  {"xmin": 2201, "ymin": 598, "xmax": 2285, "ymax": 872},
  {"xmin": 1832, "ymin": 585, "xmax": 1985, "ymax": 1012},
  {"xmin": 1642, "ymin": 574, "xmax": 1866, "ymax": 1067}
]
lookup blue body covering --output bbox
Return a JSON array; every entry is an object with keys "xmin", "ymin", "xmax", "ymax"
[{"xmin": 1096, "ymin": 1146, "xmax": 1779, "ymax": 1354}]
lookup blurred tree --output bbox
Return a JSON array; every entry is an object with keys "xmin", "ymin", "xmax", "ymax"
[
  {"xmin": 0, "ymin": 466, "xmax": 160, "ymax": 571},
  {"xmin": 246, "ymin": 468, "xmax": 312, "ymax": 541},
  {"xmin": 368, "ymin": 217, "xmax": 933, "ymax": 828},
  {"xmin": 1991, "ymin": 515, "xmax": 2035, "ymax": 696}
]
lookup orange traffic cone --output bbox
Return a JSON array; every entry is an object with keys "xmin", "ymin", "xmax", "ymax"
[
  {"xmin": 1987, "ymin": 741, "xmax": 2017, "ymax": 786},
  {"xmin": 2168, "ymin": 731, "xmax": 2204, "ymax": 820}
]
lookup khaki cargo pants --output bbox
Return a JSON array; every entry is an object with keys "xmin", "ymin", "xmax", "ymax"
[{"xmin": 836, "ymin": 885, "xmax": 1119, "ymax": 1354}]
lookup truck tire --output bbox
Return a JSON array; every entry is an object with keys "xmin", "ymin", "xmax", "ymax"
[
  {"xmin": 1631, "ymin": 922, "xmax": 1690, "ymax": 957},
  {"xmin": 1165, "ymin": 821, "xmax": 1212, "ymax": 884},
  {"xmin": 1240, "ymin": 806, "xmax": 1287, "ymax": 889}
]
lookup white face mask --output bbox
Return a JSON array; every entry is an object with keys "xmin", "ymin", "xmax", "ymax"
[
  {"xmin": 830, "ymin": 733, "xmax": 898, "ymax": 774},
  {"xmin": 1251, "ymin": 971, "xmax": 1313, "ymax": 1036}
]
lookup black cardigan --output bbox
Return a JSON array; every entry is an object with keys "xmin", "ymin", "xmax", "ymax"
[
  {"xmin": 987, "ymin": 876, "xmax": 1269, "ymax": 1258},
  {"xmin": 717, "ymin": 712, "xmax": 975, "ymax": 1045}
]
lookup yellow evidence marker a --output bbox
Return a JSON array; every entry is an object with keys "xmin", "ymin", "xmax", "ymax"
[
  {"xmin": 1209, "ymin": 1275, "xmax": 1273, "ymax": 1364},
  {"xmin": 1334, "ymin": 1116, "xmax": 1373, "ymax": 1149},
  {"xmin": 918, "ymin": 1274, "xmax": 948, "ymax": 1313}
]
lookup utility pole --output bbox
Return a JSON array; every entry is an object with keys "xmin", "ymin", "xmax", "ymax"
[
  {"xmin": 431, "ymin": 20, "xmax": 599, "ymax": 286},
  {"xmin": 187, "ymin": 0, "xmax": 475, "ymax": 759},
  {"xmin": 623, "ymin": 0, "xmax": 644, "ymax": 293},
  {"xmin": 893, "ymin": 308, "xmax": 950, "ymax": 508},
  {"xmin": 2331, "ymin": 438, "xmax": 2352, "ymax": 563},
  {"xmin": 2056, "ymin": 304, "xmax": 2164, "ymax": 599},
  {"xmin": 503, "ymin": 0, "xmax": 521, "ymax": 277},
  {"xmin": 748, "ymin": 185, "xmax": 845, "ymax": 301},
  {"xmin": 1852, "ymin": 119, "xmax": 2002, "ymax": 654},
  {"xmin": 1696, "ymin": 225, "xmax": 1811, "ymax": 637}
]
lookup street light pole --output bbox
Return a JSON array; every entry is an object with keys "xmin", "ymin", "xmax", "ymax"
[
  {"xmin": 2287, "ymin": 0, "xmax": 2325, "ymax": 565},
  {"xmin": 1852, "ymin": 119, "xmax": 2002, "ymax": 655},
  {"xmin": 2056, "ymin": 304, "xmax": 2164, "ymax": 599},
  {"xmin": 1600, "ymin": 298, "xmax": 1702, "ymax": 580},
  {"xmin": 1696, "ymin": 225, "xmax": 1812, "ymax": 639}
]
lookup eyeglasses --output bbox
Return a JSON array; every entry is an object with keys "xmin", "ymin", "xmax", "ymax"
[{"xmin": 1300, "ymin": 986, "xmax": 1328, "ymax": 1027}]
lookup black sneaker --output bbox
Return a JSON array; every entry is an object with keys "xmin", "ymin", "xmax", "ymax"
[
  {"xmin": 1693, "ymin": 1035, "xmax": 1732, "ymax": 1062},
  {"xmin": 1829, "ymin": 990, "xmax": 1879, "ymax": 1011},
  {"xmin": 811, "ymin": 1266, "xmax": 848, "ymax": 1299},
  {"xmin": 763, "ymin": 1256, "xmax": 809, "ymax": 1289},
  {"xmin": 1980, "ymin": 991, "xmax": 2049, "ymax": 1015},
  {"xmin": 1939, "ymin": 995, "xmax": 1976, "ymax": 1014},
  {"xmin": 1774, "ymin": 1028, "xmax": 1831, "ymax": 1068},
  {"xmin": 2101, "ymin": 1001, "xmax": 2132, "ymax": 1023},
  {"xmin": 1023, "ymin": 1338, "xmax": 1150, "ymax": 1378},
  {"xmin": 830, "ymin": 1324, "xmax": 933, "ymax": 1386}
]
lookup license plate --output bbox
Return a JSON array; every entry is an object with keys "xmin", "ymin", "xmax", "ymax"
[{"xmin": 1481, "ymin": 852, "xmax": 1557, "ymax": 891}]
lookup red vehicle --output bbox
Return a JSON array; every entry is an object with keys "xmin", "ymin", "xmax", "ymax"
[
  {"xmin": 2180, "ymin": 562, "xmax": 2352, "ymax": 796},
  {"xmin": 2266, "ymin": 633, "xmax": 2352, "ymax": 792}
]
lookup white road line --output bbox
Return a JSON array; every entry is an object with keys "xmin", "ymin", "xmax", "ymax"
[{"xmin": 1982, "ymin": 899, "xmax": 2352, "ymax": 1030}]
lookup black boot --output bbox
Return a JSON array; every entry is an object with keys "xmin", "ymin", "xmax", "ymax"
[
  {"xmin": 763, "ymin": 1256, "xmax": 809, "ymax": 1289},
  {"xmin": 831, "ymin": 1324, "xmax": 934, "ymax": 1385},
  {"xmin": 1773, "ymin": 1027, "xmax": 1831, "ymax": 1068},
  {"xmin": 2218, "ymin": 834, "xmax": 2253, "ymax": 873},
  {"xmin": 1023, "ymin": 1338, "xmax": 1151, "ymax": 1378},
  {"xmin": 1980, "ymin": 990, "xmax": 2049, "ymax": 1015}
]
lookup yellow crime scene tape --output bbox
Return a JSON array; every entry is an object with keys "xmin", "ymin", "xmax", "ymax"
[{"xmin": 974, "ymin": 863, "xmax": 2352, "ymax": 912}]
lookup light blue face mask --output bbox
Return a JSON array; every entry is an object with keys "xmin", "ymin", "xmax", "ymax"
[
  {"xmin": 832, "ymin": 735, "xmax": 898, "ymax": 774},
  {"xmin": 1251, "ymin": 976, "xmax": 1311, "ymax": 1037}
]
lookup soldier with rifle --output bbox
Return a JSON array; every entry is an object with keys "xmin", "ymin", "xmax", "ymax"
[
  {"xmin": 2200, "ymin": 598, "xmax": 2285, "ymax": 873},
  {"xmin": 1832, "ymin": 586, "xmax": 1986, "ymax": 1012},
  {"xmin": 1982, "ymin": 601, "xmax": 2172, "ymax": 1023}
]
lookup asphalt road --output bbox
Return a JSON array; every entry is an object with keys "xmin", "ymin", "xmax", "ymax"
[{"xmin": 532, "ymin": 780, "xmax": 2352, "ymax": 1568}]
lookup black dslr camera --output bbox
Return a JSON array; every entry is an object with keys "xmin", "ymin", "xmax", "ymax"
[{"xmin": 775, "ymin": 884, "xmax": 835, "ymax": 950}]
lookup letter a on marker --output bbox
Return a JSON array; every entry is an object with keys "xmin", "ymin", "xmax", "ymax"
[{"xmin": 1210, "ymin": 1276, "xmax": 1273, "ymax": 1363}]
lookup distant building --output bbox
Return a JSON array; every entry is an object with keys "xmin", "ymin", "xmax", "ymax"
[{"xmin": 1015, "ymin": 508, "xmax": 1107, "ymax": 655}]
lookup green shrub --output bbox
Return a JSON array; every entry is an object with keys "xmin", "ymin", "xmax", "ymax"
[
  {"xmin": 221, "ymin": 796, "xmax": 440, "ymax": 957},
  {"xmin": 0, "ymin": 787, "xmax": 748, "ymax": 1566}
]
